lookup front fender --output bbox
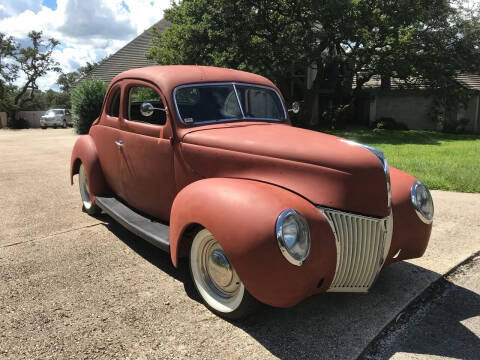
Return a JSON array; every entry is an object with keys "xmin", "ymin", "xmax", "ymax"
[
  {"xmin": 70, "ymin": 135, "xmax": 109, "ymax": 200},
  {"xmin": 386, "ymin": 167, "xmax": 433, "ymax": 264},
  {"xmin": 169, "ymin": 178, "xmax": 336, "ymax": 308}
]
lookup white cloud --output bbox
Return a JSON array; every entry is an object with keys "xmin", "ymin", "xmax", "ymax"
[
  {"xmin": 0, "ymin": 0, "xmax": 171, "ymax": 90},
  {"xmin": 58, "ymin": 0, "xmax": 136, "ymax": 40},
  {"xmin": 0, "ymin": 0, "xmax": 42, "ymax": 19},
  {"xmin": 121, "ymin": 0, "xmax": 170, "ymax": 35}
]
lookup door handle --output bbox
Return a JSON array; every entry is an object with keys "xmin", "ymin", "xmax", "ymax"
[{"xmin": 115, "ymin": 140, "xmax": 123, "ymax": 147}]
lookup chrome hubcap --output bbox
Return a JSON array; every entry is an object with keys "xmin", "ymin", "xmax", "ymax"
[
  {"xmin": 199, "ymin": 239, "xmax": 240, "ymax": 299},
  {"xmin": 208, "ymin": 249, "xmax": 233, "ymax": 288}
]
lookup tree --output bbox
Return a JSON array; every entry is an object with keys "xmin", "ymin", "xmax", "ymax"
[
  {"xmin": 148, "ymin": 0, "xmax": 480, "ymax": 126},
  {"xmin": 57, "ymin": 57, "xmax": 105, "ymax": 91},
  {"xmin": 1, "ymin": 31, "xmax": 70, "ymax": 128},
  {"xmin": 56, "ymin": 58, "xmax": 105, "ymax": 101},
  {"xmin": 0, "ymin": 33, "xmax": 18, "ymax": 111},
  {"xmin": 57, "ymin": 71, "xmax": 80, "ymax": 94},
  {"xmin": 14, "ymin": 31, "xmax": 60, "ymax": 108},
  {"xmin": 77, "ymin": 61, "xmax": 99, "ymax": 78}
]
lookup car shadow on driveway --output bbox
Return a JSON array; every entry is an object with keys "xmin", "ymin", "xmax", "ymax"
[
  {"xmin": 100, "ymin": 220, "xmax": 200, "ymax": 300},
  {"xmin": 101, "ymin": 219, "xmax": 480, "ymax": 360}
]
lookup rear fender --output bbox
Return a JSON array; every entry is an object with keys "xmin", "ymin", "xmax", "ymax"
[
  {"xmin": 169, "ymin": 178, "xmax": 336, "ymax": 307},
  {"xmin": 70, "ymin": 135, "xmax": 109, "ymax": 201}
]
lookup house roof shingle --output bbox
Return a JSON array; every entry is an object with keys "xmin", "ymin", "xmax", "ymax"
[
  {"xmin": 359, "ymin": 75, "xmax": 427, "ymax": 90},
  {"xmin": 455, "ymin": 73, "xmax": 480, "ymax": 91},
  {"xmin": 358, "ymin": 73, "xmax": 480, "ymax": 91},
  {"xmin": 87, "ymin": 19, "xmax": 169, "ymax": 83}
]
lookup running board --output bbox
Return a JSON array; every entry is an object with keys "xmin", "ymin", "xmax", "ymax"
[{"xmin": 95, "ymin": 196, "xmax": 170, "ymax": 253}]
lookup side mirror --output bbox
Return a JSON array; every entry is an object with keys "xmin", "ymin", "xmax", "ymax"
[
  {"xmin": 288, "ymin": 101, "xmax": 301, "ymax": 115},
  {"xmin": 140, "ymin": 102, "xmax": 168, "ymax": 117},
  {"xmin": 140, "ymin": 102, "xmax": 155, "ymax": 117}
]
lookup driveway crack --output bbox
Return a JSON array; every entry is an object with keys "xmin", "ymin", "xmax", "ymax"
[{"xmin": 0, "ymin": 222, "xmax": 104, "ymax": 249}]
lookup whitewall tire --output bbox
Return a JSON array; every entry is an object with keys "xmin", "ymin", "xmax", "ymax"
[
  {"xmin": 79, "ymin": 163, "xmax": 101, "ymax": 216},
  {"xmin": 189, "ymin": 228, "xmax": 259, "ymax": 319}
]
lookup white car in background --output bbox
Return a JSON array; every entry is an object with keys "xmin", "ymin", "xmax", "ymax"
[{"xmin": 40, "ymin": 109, "xmax": 72, "ymax": 129}]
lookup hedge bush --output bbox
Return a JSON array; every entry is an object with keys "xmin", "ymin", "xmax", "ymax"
[
  {"xmin": 372, "ymin": 117, "xmax": 409, "ymax": 131},
  {"xmin": 71, "ymin": 77, "xmax": 108, "ymax": 134}
]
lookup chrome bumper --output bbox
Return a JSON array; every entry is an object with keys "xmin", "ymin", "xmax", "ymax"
[
  {"xmin": 319, "ymin": 207, "xmax": 393, "ymax": 293},
  {"xmin": 40, "ymin": 118, "xmax": 61, "ymax": 125}
]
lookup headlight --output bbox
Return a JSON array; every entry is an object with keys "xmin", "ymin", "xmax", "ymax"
[
  {"xmin": 411, "ymin": 181, "xmax": 434, "ymax": 224},
  {"xmin": 276, "ymin": 209, "xmax": 311, "ymax": 266}
]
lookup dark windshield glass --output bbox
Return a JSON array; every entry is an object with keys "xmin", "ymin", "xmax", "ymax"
[
  {"xmin": 236, "ymin": 85, "xmax": 283, "ymax": 120},
  {"xmin": 175, "ymin": 83, "xmax": 284, "ymax": 124},
  {"xmin": 47, "ymin": 110, "xmax": 63, "ymax": 115}
]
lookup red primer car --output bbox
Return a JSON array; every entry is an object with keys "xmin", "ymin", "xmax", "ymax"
[{"xmin": 70, "ymin": 65, "xmax": 434, "ymax": 319}]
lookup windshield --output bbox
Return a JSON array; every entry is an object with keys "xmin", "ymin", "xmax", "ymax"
[
  {"xmin": 174, "ymin": 83, "xmax": 286, "ymax": 124},
  {"xmin": 46, "ymin": 110, "xmax": 63, "ymax": 116}
]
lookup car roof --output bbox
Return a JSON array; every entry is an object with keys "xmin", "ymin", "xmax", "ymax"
[{"xmin": 111, "ymin": 65, "xmax": 278, "ymax": 95}]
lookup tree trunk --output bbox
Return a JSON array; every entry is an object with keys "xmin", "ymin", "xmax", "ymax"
[
  {"xmin": 14, "ymin": 80, "xmax": 32, "ymax": 106},
  {"xmin": 304, "ymin": 65, "xmax": 324, "ymax": 127}
]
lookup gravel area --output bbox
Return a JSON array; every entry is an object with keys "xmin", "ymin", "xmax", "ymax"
[{"xmin": 1, "ymin": 129, "xmax": 479, "ymax": 359}]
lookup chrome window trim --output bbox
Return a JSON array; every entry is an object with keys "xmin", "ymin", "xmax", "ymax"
[
  {"xmin": 233, "ymin": 84, "xmax": 246, "ymax": 119},
  {"xmin": 172, "ymin": 81, "xmax": 287, "ymax": 125}
]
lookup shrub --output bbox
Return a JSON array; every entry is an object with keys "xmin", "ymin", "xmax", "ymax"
[
  {"xmin": 372, "ymin": 117, "xmax": 408, "ymax": 130},
  {"xmin": 7, "ymin": 116, "xmax": 30, "ymax": 129},
  {"xmin": 71, "ymin": 77, "xmax": 108, "ymax": 134},
  {"xmin": 436, "ymin": 116, "xmax": 470, "ymax": 134}
]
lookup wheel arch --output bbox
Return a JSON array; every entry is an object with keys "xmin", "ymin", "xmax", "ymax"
[
  {"xmin": 70, "ymin": 135, "xmax": 110, "ymax": 198},
  {"xmin": 169, "ymin": 177, "xmax": 336, "ymax": 307},
  {"xmin": 175, "ymin": 222, "xmax": 204, "ymax": 261},
  {"xmin": 71, "ymin": 158, "xmax": 81, "ymax": 181}
]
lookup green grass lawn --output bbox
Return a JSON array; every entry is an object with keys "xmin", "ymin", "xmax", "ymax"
[{"xmin": 328, "ymin": 130, "xmax": 480, "ymax": 193}]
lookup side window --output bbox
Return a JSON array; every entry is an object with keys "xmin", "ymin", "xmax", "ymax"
[
  {"xmin": 127, "ymin": 86, "xmax": 166, "ymax": 125},
  {"xmin": 107, "ymin": 89, "xmax": 121, "ymax": 117}
]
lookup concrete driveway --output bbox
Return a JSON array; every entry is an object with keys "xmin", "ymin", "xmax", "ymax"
[{"xmin": 1, "ymin": 129, "xmax": 479, "ymax": 359}]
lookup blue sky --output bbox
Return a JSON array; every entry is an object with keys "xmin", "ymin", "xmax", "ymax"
[
  {"xmin": 0, "ymin": 0, "xmax": 171, "ymax": 90},
  {"xmin": 43, "ymin": 0, "xmax": 57, "ymax": 11}
]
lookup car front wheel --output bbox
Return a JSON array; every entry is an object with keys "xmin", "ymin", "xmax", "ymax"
[
  {"xmin": 79, "ymin": 163, "xmax": 101, "ymax": 216},
  {"xmin": 189, "ymin": 228, "xmax": 260, "ymax": 319}
]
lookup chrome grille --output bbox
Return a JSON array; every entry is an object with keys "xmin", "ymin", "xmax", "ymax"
[{"xmin": 319, "ymin": 208, "xmax": 393, "ymax": 292}]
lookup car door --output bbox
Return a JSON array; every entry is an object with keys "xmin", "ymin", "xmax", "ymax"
[
  {"xmin": 90, "ymin": 84, "xmax": 126, "ymax": 199},
  {"xmin": 118, "ymin": 80, "xmax": 176, "ymax": 222}
]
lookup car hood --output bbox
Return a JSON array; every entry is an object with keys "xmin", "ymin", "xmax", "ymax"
[{"xmin": 180, "ymin": 123, "xmax": 390, "ymax": 217}]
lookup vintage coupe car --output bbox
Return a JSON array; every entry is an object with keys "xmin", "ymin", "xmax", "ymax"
[
  {"xmin": 70, "ymin": 65, "xmax": 434, "ymax": 319},
  {"xmin": 40, "ymin": 108, "xmax": 72, "ymax": 129}
]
